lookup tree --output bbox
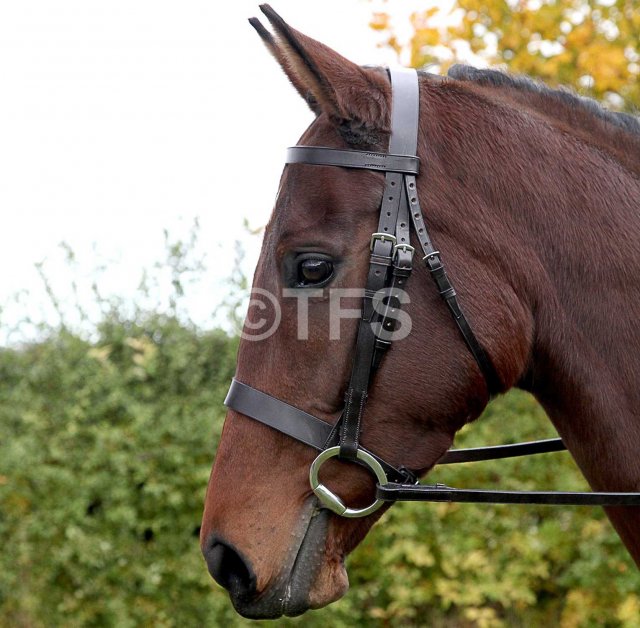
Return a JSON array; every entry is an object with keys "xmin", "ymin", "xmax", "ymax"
[{"xmin": 371, "ymin": 0, "xmax": 640, "ymax": 109}]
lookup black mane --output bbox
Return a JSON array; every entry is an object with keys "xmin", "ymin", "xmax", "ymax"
[{"xmin": 446, "ymin": 64, "xmax": 640, "ymax": 137}]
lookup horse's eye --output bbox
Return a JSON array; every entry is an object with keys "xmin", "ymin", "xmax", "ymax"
[{"xmin": 298, "ymin": 258, "xmax": 333, "ymax": 286}]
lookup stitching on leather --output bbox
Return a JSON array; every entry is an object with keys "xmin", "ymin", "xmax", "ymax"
[
  {"xmin": 340, "ymin": 389, "xmax": 354, "ymax": 448},
  {"xmin": 353, "ymin": 391, "xmax": 367, "ymax": 449}
]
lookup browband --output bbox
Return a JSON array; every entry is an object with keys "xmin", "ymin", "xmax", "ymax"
[{"xmin": 286, "ymin": 147, "xmax": 419, "ymax": 174}]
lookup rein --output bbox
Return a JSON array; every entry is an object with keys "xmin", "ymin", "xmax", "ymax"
[{"xmin": 225, "ymin": 68, "xmax": 640, "ymax": 515}]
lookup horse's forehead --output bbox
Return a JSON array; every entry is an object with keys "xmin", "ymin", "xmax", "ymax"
[
  {"xmin": 270, "ymin": 135, "xmax": 359, "ymax": 229},
  {"xmin": 272, "ymin": 167, "xmax": 379, "ymax": 251},
  {"xmin": 265, "ymin": 115, "xmax": 385, "ymax": 255}
]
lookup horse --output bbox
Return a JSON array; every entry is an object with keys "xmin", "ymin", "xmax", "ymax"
[{"xmin": 200, "ymin": 4, "xmax": 640, "ymax": 619}]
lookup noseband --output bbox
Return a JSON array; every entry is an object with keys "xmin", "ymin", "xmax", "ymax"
[{"xmin": 225, "ymin": 68, "xmax": 640, "ymax": 515}]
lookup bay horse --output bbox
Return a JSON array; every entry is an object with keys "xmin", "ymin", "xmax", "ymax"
[{"xmin": 201, "ymin": 5, "xmax": 640, "ymax": 619}]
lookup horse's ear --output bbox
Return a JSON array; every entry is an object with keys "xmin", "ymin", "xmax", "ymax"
[
  {"xmin": 249, "ymin": 5, "xmax": 391, "ymax": 140},
  {"xmin": 248, "ymin": 15, "xmax": 321, "ymax": 114}
]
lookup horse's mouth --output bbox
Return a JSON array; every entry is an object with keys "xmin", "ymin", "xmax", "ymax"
[
  {"xmin": 230, "ymin": 503, "xmax": 348, "ymax": 619},
  {"xmin": 282, "ymin": 506, "xmax": 349, "ymax": 616}
]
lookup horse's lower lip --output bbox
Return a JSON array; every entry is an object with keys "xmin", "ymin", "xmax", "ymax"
[
  {"xmin": 282, "ymin": 507, "xmax": 332, "ymax": 616},
  {"xmin": 228, "ymin": 502, "xmax": 336, "ymax": 619}
]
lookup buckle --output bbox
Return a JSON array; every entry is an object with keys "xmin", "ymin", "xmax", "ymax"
[
  {"xmin": 393, "ymin": 243, "xmax": 415, "ymax": 259},
  {"xmin": 422, "ymin": 250, "xmax": 441, "ymax": 262},
  {"xmin": 370, "ymin": 232, "xmax": 397, "ymax": 251}
]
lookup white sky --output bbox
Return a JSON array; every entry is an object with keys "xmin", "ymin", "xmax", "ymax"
[{"xmin": 0, "ymin": 1, "xmax": 450, "ymax": 340}]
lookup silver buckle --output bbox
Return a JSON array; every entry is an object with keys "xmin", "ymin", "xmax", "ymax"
[
  {"xmin": 422, "ymin": 250, "xmax": 441, "ymax": 261},
  {"xmin": 370, "ymin": 232, "xmax": 397, "ymax": 251},
  {"xmin": 393, "ymin": 243, "xmax": 415, "ymax": 259}
]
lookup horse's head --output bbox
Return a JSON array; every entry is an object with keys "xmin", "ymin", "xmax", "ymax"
[{"xmin": 201, "ymin": 5, "xmax": 531, "ymax": 618}]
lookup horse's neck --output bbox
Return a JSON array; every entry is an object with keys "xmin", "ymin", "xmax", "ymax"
[
  {"xmin": 529, "ymin": 238, "xmax": 640, "ymax": 566},
  {"xmin": 514, "ymin": 157, "xmax": 640, "ymax": 492},
  {"xmin": 495, "ymin": 126, "xmax": 640, "ymax": 565},
  {"xmin": 433, "ymin": 97, "xmax": 639, "ymax": 470},
  {"xmin": 426, "ymin": 84, "xmax": 640, "ymax": 562}
]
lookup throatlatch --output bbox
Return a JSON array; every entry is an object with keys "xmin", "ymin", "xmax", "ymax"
[{"xmin": 225, "ymin": 67, "xmax": 640, "ymax": 514}]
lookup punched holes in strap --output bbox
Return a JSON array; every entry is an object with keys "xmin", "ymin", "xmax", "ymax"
[
  {"xmin": 336, "ymin": 68, "xmax": 421, "ymax": 461},
  {"xmin": 405, "ymin": 174, "xmax": 502, "ymax": 395}
]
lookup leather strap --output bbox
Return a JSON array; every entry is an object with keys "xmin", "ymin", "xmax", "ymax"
[
  {"xmin": 404, "ymin": 178, "xmax": 502, "ymax": 394},
  {"xmin": 285, "ymin": 147, "xmax": 419, "ymax": 174},
  {"xmin": 226, "ymin": 379, "xmax": 639, "ymax": 506},
  {"xmin": 338, "ymin": 68, "xmax": 420, "ymax": 460},
  {"xmin": 376, "ymin": 483, "xmax": 640, "ymax": 506},
  {"xmin": 225, "ymin": 378, "xmax": 333, "ymax": 450},
  {"xmin": 225, "ymin": 378, "xmax": 572, "ymax": 485},
  {"xmin": 226, "ymin": 379, "xmax": 568, "ymax": 465},
  {"xmin": 438, "ymin": 437, "xmax": 565, "ymax": 464}
]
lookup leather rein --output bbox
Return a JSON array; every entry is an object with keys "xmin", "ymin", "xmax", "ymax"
[{"xmin": 225, "ymin": 68, "xmax": 640, "ymax": 516}]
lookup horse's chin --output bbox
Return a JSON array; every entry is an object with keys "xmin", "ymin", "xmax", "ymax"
[
  {"xmin": 305, "ymin": 556, "xmax": 349, "ymax": 612},
  {"xmin": 230, "ymin": 506, "xmax": 349, "ymax": 619}
]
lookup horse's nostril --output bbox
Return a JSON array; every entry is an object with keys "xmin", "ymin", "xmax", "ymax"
[{"xmin": 204, "ymin": 536, "xmax": 256, "ymax": 599}]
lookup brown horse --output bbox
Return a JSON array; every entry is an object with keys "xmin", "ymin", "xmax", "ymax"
[{"xmin": 201, "ymin": 5, "xmax": 640, "ymax": 619}]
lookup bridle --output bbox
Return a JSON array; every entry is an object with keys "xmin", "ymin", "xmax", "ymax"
[{"xmin": 225, "ymin": 67, "xmax": 640, "ymax": 516}]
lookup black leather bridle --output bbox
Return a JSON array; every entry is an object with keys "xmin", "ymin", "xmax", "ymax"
[{"xmin": 225, "ymin": 68, "xmax": 640, "ymax": 515}]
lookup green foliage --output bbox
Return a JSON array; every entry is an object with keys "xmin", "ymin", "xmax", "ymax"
[
  {"xmin": 0, "ymin": 317, "xmax": 240, "ymax": 627},
  {"xmin": 1, "ymin": 235, "xmax": 638, "ymax": 626}
]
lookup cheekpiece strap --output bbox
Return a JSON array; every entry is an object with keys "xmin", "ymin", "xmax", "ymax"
[{"xmin": 337, "ymin": 68, "xmax": 420, "ymax": 460}]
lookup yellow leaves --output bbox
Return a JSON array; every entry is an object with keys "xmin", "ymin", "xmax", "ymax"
[
  {"xmin": 410, "ymin": 25, "xmax": 443, "ymax": 67},
  {"xmin": 369, "ymin": 11, "xmax": 391, "ymax": 31},
  {"xmin": 561, "ymin": 589, "xmax": 598, "ymax": 628},
  {"xmin": 371, "ymin": 0, "xmax": 640, "ymax": 109},
  {"xmin": 460, "ymin": 549, "xmax": 490, "ymax": 571},
  {"xmin": 414, "ymin": 25, "xmax": 441, "ymax": 48},
  {"xmin": 464, "ymin": 606, "xmax": 502, "ymax": 628},
  {"xmin": 385, "ymin": 538, "xmax": 436, "ymax": 567},
  {"xmin": 580, "ymin": 518, "xmax": 607, "ymax": 539},
  {"xmin": 370, "ymin": 11, "xmax": 401, "ymax": 56},
  {"xmin": 534, "ymin": 1, "xmax": 566, "ymax": 34},
  {"xmin": 88, "ymin": 337, "xmax": 157, "ymax": 380},
  {"xmin": 617, "ymin": 594, "xmax": 640, "ymax": 626},
  {"xmin": 578, "ymin": 42, "xmax": 631, "ymax": 91},
  {"xmin": 562, "ymin": 588, "xmax": 640, "ymax": 628},
  {"xmin": 407, "ymin": 6, "xmax": 448, "ymax": 67},
  {"xmin": 88, "ymin": 345, "xmax": 111, "ymax": 364},
  {"xmin": 564, "ymin": 19, "xmax": 595, "ymax": 48},
  {"xmin": 126, "ymin": 336, "xmax": 157, "ymax": 368},
  {"xmin": 407, "ymin": 544, "xmax": 436, "ymax": 567},
  {"xmin": 367, "ymin": 606, "xmax": 388, "ymax": 620}
]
